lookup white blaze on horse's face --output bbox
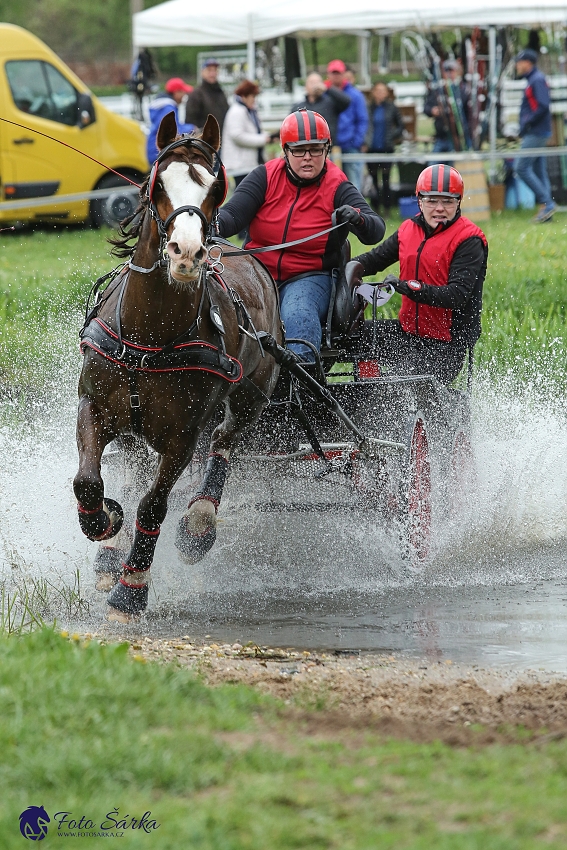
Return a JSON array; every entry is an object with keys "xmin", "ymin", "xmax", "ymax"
[{"xmin": 161, "ymin": 161, "xmax": 215, "ymax": 281}]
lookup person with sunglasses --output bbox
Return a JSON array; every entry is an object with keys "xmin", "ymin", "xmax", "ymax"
[
  {"xmin": 346, "ymin": 164, "xmax": 488, "ymax": 383},
  {"xmin": 217, "ymin": 109, "xmax": 384, "ymax": 364}
]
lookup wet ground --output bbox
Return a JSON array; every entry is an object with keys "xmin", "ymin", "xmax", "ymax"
[{"xmin": 1, "ymin": 373, "xmax": 567, "ymax": 676}]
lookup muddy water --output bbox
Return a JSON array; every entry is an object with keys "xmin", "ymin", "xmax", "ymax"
[{"xmin": 1, "ymin": 370, "xmax": 567, "ymax": 672}]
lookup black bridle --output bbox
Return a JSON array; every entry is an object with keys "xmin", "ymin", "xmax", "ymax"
[{"xmin": 131, "ymin": 135, "xmax": 226, "ymax": 274}]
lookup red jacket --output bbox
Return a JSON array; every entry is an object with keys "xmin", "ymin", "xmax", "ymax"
[
  {"xmin": 398, "ymin": 216, "xmax": 487, "ymax": 341},
  {"xmin": 246, "ymin": 158, "xmax": 347, "ymax": 282}
]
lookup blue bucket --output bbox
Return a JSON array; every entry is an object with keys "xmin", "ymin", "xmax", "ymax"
[{"xmin": 399, "ymin": 196, "xmax": 419, "ymax": 219}]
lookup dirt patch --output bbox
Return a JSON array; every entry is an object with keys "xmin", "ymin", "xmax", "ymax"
[{"xmin": 81, "ymin": 632, "xmax": 567, "ymax": 746}]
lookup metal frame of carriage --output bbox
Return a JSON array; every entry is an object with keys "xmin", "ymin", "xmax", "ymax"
[{"xmin": 230, "ymin": 249, "xmax": 475, "ymax": 562}]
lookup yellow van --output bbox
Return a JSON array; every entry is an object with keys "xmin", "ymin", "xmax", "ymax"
[{"xmin": 0, "ymin": 23, "xmax": 148, "ymax": 227}]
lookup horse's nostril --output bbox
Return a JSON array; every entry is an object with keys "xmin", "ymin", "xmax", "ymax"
[{"xmin": 195, "ymin": 247, "xmax": 204, "ymax": 262}]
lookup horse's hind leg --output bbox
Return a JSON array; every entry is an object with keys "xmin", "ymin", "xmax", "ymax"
[
  {"xmin": 107, "ymin": 448, "xmax": 192, "ymax": 621},
  {"xmin": 74, "ymin": 397, "xmax": 124, "ymax": 544}
]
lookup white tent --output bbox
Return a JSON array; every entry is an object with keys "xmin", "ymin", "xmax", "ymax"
[{"xmin": 133, "ymin": 0, "xmax": 567, "ymax": 49}]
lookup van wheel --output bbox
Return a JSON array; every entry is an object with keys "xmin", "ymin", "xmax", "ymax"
[{"xmin": 90, "ymin": 173, "xmax": 139, "ymax": 229}]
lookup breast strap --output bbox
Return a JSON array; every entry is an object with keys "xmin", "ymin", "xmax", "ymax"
[{"xmin": 80, "ymin": 317, "xmax": 242, "ymax": 382}]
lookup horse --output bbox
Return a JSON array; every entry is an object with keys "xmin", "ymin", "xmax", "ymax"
[{"xmin": 74, "ymin": 112, "xmax": 282, "ymax": 621}]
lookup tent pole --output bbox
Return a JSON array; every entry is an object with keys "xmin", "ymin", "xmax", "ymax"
[
  {"xmin": 488, "ymin": 25, "xmax": 497, "ymax": 183},
  {"xmin": 247, "ymin": 14, "xmax": 256, "ymax": 80},
  {"xmin": 358, "ymin": 33, "xmax": 371, "ymax": 87}
]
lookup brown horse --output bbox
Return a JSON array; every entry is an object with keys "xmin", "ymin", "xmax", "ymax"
[{"xmin": 74, "ymin": 112, "xmax": 282, "ymax": 620}]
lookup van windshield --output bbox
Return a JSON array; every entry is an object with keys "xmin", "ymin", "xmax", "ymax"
[{"xmin": 6, "ymin": 60, "xmax": 79, "ymax": 126}]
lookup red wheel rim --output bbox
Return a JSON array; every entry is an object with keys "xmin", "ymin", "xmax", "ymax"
[{"xmin": 407, "ymin": 418, "xmax": 431, "ymax": 560}]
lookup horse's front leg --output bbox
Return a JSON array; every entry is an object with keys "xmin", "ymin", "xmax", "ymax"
[
  {"xmin": 107, "ymin": 448, "xmax": 192, "ymax": 621},
  {"xmin": 73, "ymin": 396, "xmax": 124, "ymax": 544}
]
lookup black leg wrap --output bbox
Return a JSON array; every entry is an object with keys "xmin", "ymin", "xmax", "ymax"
[
  {"xmin": 78, "ymin": 498, "xmax": 124, "ymax": 541},
  {"xmin": 175, "ymin": 518, "xmax": 216, "ymax": 564},
  {"xmin": 107, "ymin": 580, "xmax": 149, "ymax": 615},
  {"xmin": 123, "ymin": 525, "xmax": 160, "ymax": 572},
  {"xmin": 93, "ymin": 546, "xmax": 125, "ymax": 580},
  {"xmin": 193, "ymin": 454, "xmax": 229, "ymax": 506}
]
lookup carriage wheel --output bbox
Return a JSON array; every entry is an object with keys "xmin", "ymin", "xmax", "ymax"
[
  {"xmin": 448, "ymin": 429, "xmax": 475, "ymax": 519},
  {"xmin": 402, "ymin": 416, "xmax": 431, "ymax": 562}
]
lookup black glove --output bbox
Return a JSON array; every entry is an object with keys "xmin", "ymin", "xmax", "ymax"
[
  {"xmin": 345, "ymin": 260, "xmax": 364, "ymax": 290},
  {"xmin": 332, "ymin": 205, "xmax": 364, "ymax": 229},
  {"xmin": 382, "ymin": 273, "xmax": 423, "ymax": 297}
]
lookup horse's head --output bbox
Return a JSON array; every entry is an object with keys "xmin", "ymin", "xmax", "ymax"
[{"xmin": 150, "ymin": 112, "xmax": 226, "ymax": 282}]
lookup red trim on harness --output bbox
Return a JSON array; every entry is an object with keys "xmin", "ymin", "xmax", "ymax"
[
  {"xmin": 119, "ymin": 577, "xmax": 147, "ymax": 589},
  {"xmin": 77, "ymin": 501, "xmax": 103, "ymax": 515},
  {"xmin": 122, "ymin": 563, "xmax": 151, "ymax": 574},
  {"xmin": 186, "ymin": 494, "xmax": 220, "ymax": 512},
  {"xmin": 135, "ymin": 520, "xmax": 161, "ymax": 536}
]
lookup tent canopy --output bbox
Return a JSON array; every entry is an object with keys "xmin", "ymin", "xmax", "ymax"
[{"xmin": 133, "ymin": 0, "xmax": 567, "ymax": 49}]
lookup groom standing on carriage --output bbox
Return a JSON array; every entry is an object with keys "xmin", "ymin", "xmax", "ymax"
[{"xmin": 217, "ymin": 109, "xmax": 385, "ymax": 365}]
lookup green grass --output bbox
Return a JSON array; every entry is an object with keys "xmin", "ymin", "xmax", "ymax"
[{"xmin": 1, "ymin": 629, "xmax": 567, "ymax": 849}]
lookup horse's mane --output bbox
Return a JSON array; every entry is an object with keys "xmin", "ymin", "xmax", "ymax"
[
  {"xmin": 108, "ymin": 141, "xmax": 212, "ymax": 260},
  {"xmin": 108, "ymin": 173, "xmax": 150, "ymax": 258}
]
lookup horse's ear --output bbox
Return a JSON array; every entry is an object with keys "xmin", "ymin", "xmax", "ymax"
[
  {"xmin": 201, "ymin": 114, "xmax": 220, "ymax": 152},
  {"xmin": 156, "ymin": 111, "xmax": 178, "ymax": 152}
]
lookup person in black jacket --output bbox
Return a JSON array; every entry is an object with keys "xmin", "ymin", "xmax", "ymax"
[
  {"xmin": 346, "ymin": 164, "xmax": 488, "ymax": 384},
  {"xmin": 292, "ymin": 72, "xmax": 350, "ymax": 145},
  {"xmin": 363, "ymin": 82, "xmax": 404, "ymax": 215},
  {"xmin": 185, "ymin": 58, "xmax": 229, "ymax": 132}
]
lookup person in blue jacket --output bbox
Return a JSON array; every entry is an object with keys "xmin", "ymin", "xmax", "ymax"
[
  {"xmin": 146, "ymin": 77, "xmax": 196, "ymax": 165},
  {"xmin": 331, "ymin": 63, "xmax": 368, "ymax": 192},
  {"xmin": 514, "ymin": 48, "xmax": 556, "ymax": 223}
]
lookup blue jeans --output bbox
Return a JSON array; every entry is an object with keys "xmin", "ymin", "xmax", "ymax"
[
  {"xmin": 279, "ymin": 272, "xmax": 333, "ymax": 363},
  {"xmin": 515, "ymin": 134, "xmax": 553, "ymax": 206},
  {"xmin": 341, "ymin": 149, "xmax": 364, "ymax": 192}
]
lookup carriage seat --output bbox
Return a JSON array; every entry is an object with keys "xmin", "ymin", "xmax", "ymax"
[{"xmin": 322, "ymin": 240, "xmax": 364, "ymax": 350}]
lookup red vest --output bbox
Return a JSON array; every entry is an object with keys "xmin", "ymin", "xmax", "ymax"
[
  {"xmin": 246, "ymin": 158, "xmax": 347, "ymax": 283},
  {"xmin": 398, "ymin": 216, "xmax": 487, "ymax": 341}
]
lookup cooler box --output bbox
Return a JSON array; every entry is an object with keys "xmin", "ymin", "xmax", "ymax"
[{"xmin": 399, "ymin": 196, "xmax": 419, "ymax": 218}]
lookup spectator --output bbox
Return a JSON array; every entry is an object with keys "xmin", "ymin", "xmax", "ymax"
[
  {"xmin": 146, "ymin": 77, "xmax": 195, "ymax": 165},
  {"xmin": 185, "ymin": 58, "xmax": 229, "ymax": 132},
  {"xmin": 221, "ymin": 80, "xmax": 271, "ymax": 187},
  {"xmin": 292, "ymin": 71, "xmax": 350, "ymax": 144},
  {"xmin": 514, "ymin": 48, "xmax": 556, "ymax": 222},
  {"xmin": 423, "ymin": 59, "xmax": 470, "ymax": 154},
  {"xmin": 333, "ymin": 64, "xmax": 368, "ymax": 192},
  {"xmin": 363, "ymin": 82, "xmax": 403, "ymax": 216}
]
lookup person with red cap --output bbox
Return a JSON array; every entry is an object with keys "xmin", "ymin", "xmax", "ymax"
[
  {"xmin": 146, "ymin": 77, "xmax": 195, "ymax": 164},
  {"xmin": 217, "ymin": 109, "xmax": 384, "ymax": 364},
  {"xmin": 346, "ymin": 164, "xmax": 488, "ymax": 383},
  {"xmin": 291, "ymin": 71, "xmax": 350, "ymax": 145}
]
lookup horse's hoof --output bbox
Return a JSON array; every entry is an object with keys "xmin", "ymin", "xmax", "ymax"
[
  {"xmin": 94, "ymin": 546, "xmax": 125, "ymax": 591},
  {"xmin": 107, "ymin": 606, "xmax": 140, "ymax": 624},
  {"xmin": 78, "ymin": 498, "xmax": 124, "ymax": 541},
  {"xmin": 175, "ymin": 519, "xmax": 216, "ymax": 564},
  {"xmin": 107, "ymin": 580, "xmax": 148, "ymax": 615}
]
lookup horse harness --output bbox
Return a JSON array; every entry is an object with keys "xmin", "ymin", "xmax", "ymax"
[{"xmin": 80, "ymin": 252, "xmax": 270, "ymax": 434}]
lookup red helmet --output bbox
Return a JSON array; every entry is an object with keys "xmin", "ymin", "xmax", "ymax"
[
  {"xmin": 280, "ymin": 109, "xmax": 331, "ymax": 148},
  {"xmin": 416, "ymin": 164, "xmax": 464, "ymax": 198}
]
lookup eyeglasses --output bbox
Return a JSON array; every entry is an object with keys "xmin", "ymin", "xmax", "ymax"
[
  {"xmin": 420, "ymin": 196, "xmax": 459, "ymax": 207},
  {"xmin": 288, "ymin": 146, "xmax": 326, "ymax": 158}
]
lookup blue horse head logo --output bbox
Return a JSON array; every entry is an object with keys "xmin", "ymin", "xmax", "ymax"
[{"xmin": 19, "ymin": 806, "xmax": 50, "ymax": 841}]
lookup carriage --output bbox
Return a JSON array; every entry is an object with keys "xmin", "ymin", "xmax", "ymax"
[{"xmin": 75, "ymin": 114, "xmax": 475, "ymax": 621}]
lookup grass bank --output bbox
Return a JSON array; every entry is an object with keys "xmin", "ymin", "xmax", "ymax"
[{"xmin": 2, "ymin": 628, "xmax": 567, "ymax": 849}]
